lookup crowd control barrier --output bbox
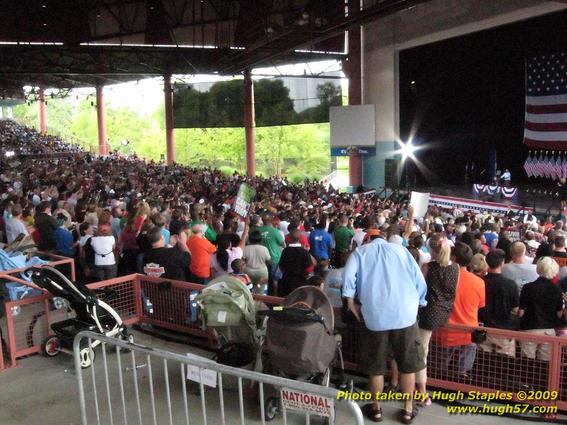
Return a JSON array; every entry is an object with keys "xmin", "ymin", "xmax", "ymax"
[
  {"xmin": 73, "ymin": 331, "xmax": 365, "ymax": 425},
  {"xmin": 0, "ymin": 255, "xmax": 75, "ymax": 370},
  {"xmin": 5, "ymin": 271, "xmax": 567, "ymax": 415}
]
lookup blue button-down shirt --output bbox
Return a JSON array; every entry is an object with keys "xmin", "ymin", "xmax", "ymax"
[{"xmin": 342, "ymin": 238, "xmax": 427, "ymax": 331}]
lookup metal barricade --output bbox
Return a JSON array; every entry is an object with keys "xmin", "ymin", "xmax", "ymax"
[
  {"xmin": 1, "ymin": 273, "xmax": 138, "ymax": 368},
  {"xmin": 73, "ymin": 331, "xmax": 364, "ymax": 425}
]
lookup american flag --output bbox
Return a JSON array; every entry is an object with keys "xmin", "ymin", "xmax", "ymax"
[{"xmin": 524, "ymin": 52, "xmax": 567, "ymax": 149}]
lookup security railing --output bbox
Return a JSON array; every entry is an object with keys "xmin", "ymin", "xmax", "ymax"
[
  {"xmin": 4, "ymin": 271, "xmax": 567, "ymax": 416},
  {"xmin": 73, "ymin": 331, "xmax": 365, "ymax": 425}
]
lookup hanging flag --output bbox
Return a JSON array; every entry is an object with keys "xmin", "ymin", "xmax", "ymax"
[
  {"xmin": 524, "ymin": 153, "xmax": 532, "ymax": 178},
  {"xmin": 523, "ymin": 53, "xmax": 567, "ymax": 150},
  {"xmin": 544, "ymin": 153, "xmax": 551, "ymax": 178},
  {"xmin": 537, "ymin": 153, "xmax": 543, "ymax": 178},
  {"xmin": 549, "ymin": 154, "xmax": 556, "ymax": 179}
]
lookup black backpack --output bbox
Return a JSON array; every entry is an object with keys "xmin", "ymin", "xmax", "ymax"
[{"xmin": 83, "ymin": 237, "xmax": 95, "ymax": 268}]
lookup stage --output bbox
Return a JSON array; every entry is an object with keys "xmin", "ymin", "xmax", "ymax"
[{"xmin": 404, "ymin": 183, "xmax": 562, "ymax": 217}]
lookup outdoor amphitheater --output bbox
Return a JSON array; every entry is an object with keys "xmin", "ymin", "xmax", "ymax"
[{"xmin": 3, "ymin": 1, "xmax": 567, "ymax": 424}]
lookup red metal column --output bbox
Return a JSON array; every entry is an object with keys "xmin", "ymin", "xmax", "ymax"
[
  {"xmin": 96, "ymin": 84, "xmax": 108, "ymax": 156},
  {"xmin": 164, "ymin": 74, "xmax": 176, "ymax": 165},
  {"xmin": 38, "ymin": 86, "xmax": 47, "ymax": 134},
  {"xmin": 244, "ymin": 69, "xmax": 256, "ymax": 177},
  {"xmin": 346, "ymin": 0, "xmax": 363, "ymax": 188}
]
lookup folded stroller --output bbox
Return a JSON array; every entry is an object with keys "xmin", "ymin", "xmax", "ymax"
[
  {"xmin": 30, "ymin": 266, "xmax": 131, "ymax": 368},
  {"xmin": 196, "ymin": 276, "xmax": 266, "ymax": 371},
  {"xmin": 260, "ymin": 286, "xmax": 344, "ymax": 422}
]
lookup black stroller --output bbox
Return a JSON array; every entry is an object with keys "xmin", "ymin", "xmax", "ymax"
[
  {"xmin": 260, "ymin": 286, "xmax": 345, "ymax": 422},
  {"xmin": 30, "ymin": 266, "xmax": 131, "ymax": 368}
]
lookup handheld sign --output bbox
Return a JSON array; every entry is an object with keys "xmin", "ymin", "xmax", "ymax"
[
  {"xmin": 410, "ymin": 191, "xmax": 430, "ymax": 218},
  {"xmin": 234, "ymin": 183, "xmax": 256, "ymax": 218}
]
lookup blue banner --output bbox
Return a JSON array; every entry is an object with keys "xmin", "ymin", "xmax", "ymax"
[{"xmin": 331, "ymin": 147, "xmax": 376, "ymax": 157}]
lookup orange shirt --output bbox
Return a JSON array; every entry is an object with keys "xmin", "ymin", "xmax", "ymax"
[
  {"xmin": 439, "ymin": 267, "xmax": 485, "ymax": 346},
  {"xmin": 187, "ymin": 235, "xmax": 216, "ymax": 278}
]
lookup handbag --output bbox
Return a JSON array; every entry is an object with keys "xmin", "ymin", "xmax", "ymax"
[{"xmin": 471, "ymin": 329, "xmax": 487, "ymax": 344}]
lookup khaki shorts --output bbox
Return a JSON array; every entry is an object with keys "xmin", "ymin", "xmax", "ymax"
[
  {"xmin": 480, "ymin": 335, "xmax": 516, "ymax": 358},
  {"xmin": 360, "ymin": 322, "xmax": 425, "ymax": 375},
  {"xmin": 520, "ymin": 329, "xmax": 555, "ymax": 361}
]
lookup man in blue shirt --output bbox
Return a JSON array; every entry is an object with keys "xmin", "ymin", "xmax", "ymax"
[
  {"xmin": 343, "ymin": 231, "xmax": 427, "ymax": 424},
  {"xmin": 308, "ymin": 218, "xmax": 333, "ymax": 262},
  {"xmin": 54, "ymin": 214, "xmax": 76, "ymax": 257}
]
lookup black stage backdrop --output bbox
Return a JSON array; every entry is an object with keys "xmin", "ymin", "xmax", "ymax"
[{"xmin": 400, "ymin": 10, "xmax": 567, "ymax": 186}]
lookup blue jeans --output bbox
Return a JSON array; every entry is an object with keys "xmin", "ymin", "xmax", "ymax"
[
  {"xmin": 267, "ymin": 262, "xmax": 281, "ymax": 296},
  {"xmin": 442, "ymin": 344, "xmax": 477, "ymax": 373}
]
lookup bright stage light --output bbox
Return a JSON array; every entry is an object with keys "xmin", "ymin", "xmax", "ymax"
[{"xmin": 399, "ymin": 140, "xmax": 417, "ymax": 160}]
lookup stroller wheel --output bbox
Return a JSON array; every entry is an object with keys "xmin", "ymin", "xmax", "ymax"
[
  {"xmin": 264, "ymin": 397, "xmax": 280, "ymax": 422},
  {"xmin": 118, "ymin": 331, "xmax": 134, "ymax": 353},
  {"xmin": 79, "ymin": 347, "xmax": 96, "ymax": 368},
  {"xmin": 41, "ymin": 335, "xmax": 61, "ymax": 357}
]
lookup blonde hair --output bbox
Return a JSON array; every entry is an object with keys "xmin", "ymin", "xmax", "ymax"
[
  {"xmin": 510, "ymin": 241, "xmax": 526, "ymax": 258},
  {"xmin": 136, "ymin": 202, "xmax": 151, "ymax": 217},
  {"xmin": 429, "ymin": 233, "xmax": 450, "ymax": 267},
  {"xmin": 536, "ymin": 257, "xmax": 559, "ymax": 280},
  {"xmin": 468, "ymin": 253, "xmax": 488, "ymax": 275}
]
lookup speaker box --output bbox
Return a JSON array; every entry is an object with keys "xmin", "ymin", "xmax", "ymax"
[{"xmin": 385, "ymin": 158, "xmax": 399, "ymax": 189}]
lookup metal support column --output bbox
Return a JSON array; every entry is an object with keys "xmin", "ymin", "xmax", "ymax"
[
  {"xmin": 244, "ymin": 69, "xmax": 256, "ymax": 177},
  {"xmin": 38, "ymin": 86, "xmax": 47, "ymax": 134},
  {"xmin": 345, "ymin": 0, "xmax": 363, "ymax": 188},
  {"xmin": 96, "ymin": 84, "xmax": 108, "ymax": 156},
  {"xmin": 164, "ymin": 74, "xmax": 176, "ymax": 165}
]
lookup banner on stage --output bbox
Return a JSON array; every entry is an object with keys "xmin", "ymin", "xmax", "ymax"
[{"xmin": 428, "ymin": 194, "xmax": 533, "ymax": 215}]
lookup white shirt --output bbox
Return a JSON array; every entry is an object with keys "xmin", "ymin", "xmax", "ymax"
[
  {"xmin": 5, "ymin": 217, "xmax": 28, "ymax": 243},
  {"xmin": 279, "ymin": 221, "xmax": 290, "ymax": 236},
  {"xmin": 90, "ymin": 236, "xmax": 116, "ymax": 266},
  {"xmin": 79, "ymin": 234, "xmax": 92, "ymax": 247},
  {"xmin": 353, "ymin": 229, "xmax": 366, "ymax": 247},
  {"xmin": 210, "ymin": 246, "xmax": 243, "ymax": 276}
]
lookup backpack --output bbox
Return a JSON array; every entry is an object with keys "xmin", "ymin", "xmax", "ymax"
[{"xmin": 83, "ymin": 237, "xmax": 95, "ymax": 268}]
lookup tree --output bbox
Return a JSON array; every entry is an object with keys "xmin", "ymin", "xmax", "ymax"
[{"xmin": 9, "ymin": 90, "xmax": 332, "ymax": 179}]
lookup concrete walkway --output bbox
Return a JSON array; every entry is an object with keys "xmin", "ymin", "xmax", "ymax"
[{"xmin": 0, "ymin": 330, "xmax": 561, "ymax": 425}]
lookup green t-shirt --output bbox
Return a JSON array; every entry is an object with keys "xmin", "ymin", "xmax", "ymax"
[
  {"xmin": 189, "ymin": 220, "xmax": 217, "ymax": 243},
  {"xmin": 334, "ymin": 225, "xmax": 355, "ymax": 253},
  {"xmin": 256, "ymin": 225, "xmax": 285, "ymax": 264}
]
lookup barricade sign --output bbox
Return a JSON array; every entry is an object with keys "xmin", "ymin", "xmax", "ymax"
[
  {"xmin": 186, "ymin": 364, "xmax": 218, "ymax": 388},
  {"xmin": 281, "ymin": 388, "xmax": 334, "ymax": 417}
]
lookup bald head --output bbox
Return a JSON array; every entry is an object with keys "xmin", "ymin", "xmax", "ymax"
[{"xmin": 262, "ymin": 213, "xmax": 273, "ymax": 226}]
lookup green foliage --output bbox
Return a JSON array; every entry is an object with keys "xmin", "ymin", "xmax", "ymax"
[
  {"xmin": 10, "ymin": 92, "xmax": 332, "ymax": 179},
  {"xmin": 173, "ymin": 78, "xmax": 341, "ymax": 128},
  {"xmin": 289, "ymin": 174, "xmax": 308, "ymax": 184}
]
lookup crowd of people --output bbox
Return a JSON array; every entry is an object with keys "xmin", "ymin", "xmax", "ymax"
[{"xmin": 4, "ymin": 119, "xmax": 567, "ymax": 423}]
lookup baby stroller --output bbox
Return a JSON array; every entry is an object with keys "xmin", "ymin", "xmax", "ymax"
[
  {"xmin": 196, "ymin": 276, "xmax": 266, "ymax": 372},
  {"xmin": 260, "ymin": 286, "xmax": 344, "ymax": 422},
  {"xmin": 30, "ymin": 266, "xmax": 131, "ymax": 368}
]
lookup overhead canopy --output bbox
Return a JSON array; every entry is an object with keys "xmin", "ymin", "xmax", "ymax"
[{"xmin": 0, "ymin": 0, "xmax": 426, "ymax": 90}]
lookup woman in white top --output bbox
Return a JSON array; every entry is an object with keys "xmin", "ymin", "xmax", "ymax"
[
  {"xmin": 210, "ymin": 219, "xmax": 249, "ymax": 278},
  {"xmin": 90, "ymin": 225, "xmax": 117, "ymax": 280}
]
